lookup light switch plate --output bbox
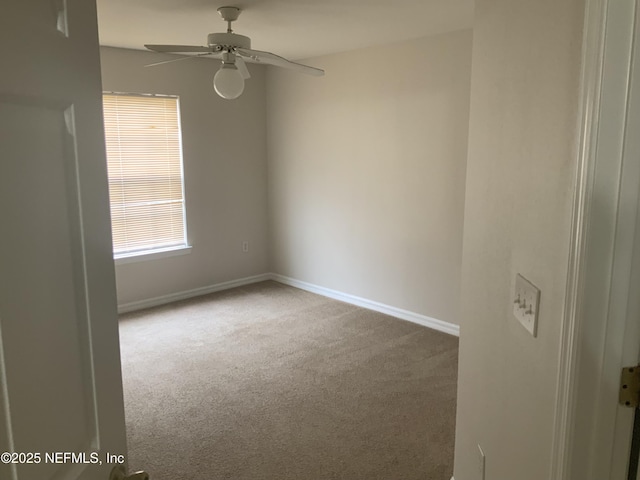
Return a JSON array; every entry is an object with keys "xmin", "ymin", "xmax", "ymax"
[{"xmin": 513, "ymin": 274, "xmax": 540, "ymax": 337}]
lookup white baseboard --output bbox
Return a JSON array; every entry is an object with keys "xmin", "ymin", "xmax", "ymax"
[
  {"xmin": 117, "ymin": 273, "xmax": 272, "ymax": 314},
  {"xmin": 270, "ymin": 274, "xmax": 460, "ymax": 337},
  {"xmin": 118, "ymin": 273, "xmax": 461, "ymax": 338}
]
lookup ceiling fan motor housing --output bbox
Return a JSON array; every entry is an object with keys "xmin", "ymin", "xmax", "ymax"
[{"xmin": 207, "ymin": 32, "xmax": 251, "ymax": 50}]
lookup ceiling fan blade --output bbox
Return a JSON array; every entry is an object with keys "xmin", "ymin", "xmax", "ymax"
[
  {"xmin": 145, "ymin": 44, "xmax": 212, "ymax": 53},
  {"xmin": 235, "ymin": 56, "xmax": 251, "ymax": 80},
  {"xmin": 145, "ymin": 52, "xmax": 214, "ymax": 68},
  {"xmin": 236, "ymin": 48, "xmax": 324, "ymax": 77}
]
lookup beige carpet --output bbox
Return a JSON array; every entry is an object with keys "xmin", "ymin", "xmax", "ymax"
[{"xmin": 118, "ymin": 281, "xmax": 458, "ymax": 480}]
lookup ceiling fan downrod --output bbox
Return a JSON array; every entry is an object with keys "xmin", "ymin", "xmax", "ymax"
[{"xmin": 208, "ymin": 7, "xmax": 250, "ymax": 50}]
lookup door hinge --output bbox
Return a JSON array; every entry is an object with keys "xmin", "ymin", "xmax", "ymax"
[{"xmin": 620, "ymin": 366, "xmax": 640, "ymax": 407}]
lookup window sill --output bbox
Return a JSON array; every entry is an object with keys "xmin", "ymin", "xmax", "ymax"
[{"xmin": 114, "ymin": 245, "xmax": 192, "ymax": 266}]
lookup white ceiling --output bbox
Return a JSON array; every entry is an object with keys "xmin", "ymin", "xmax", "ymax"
[{"xmin": 96, "ymin": 0, "xmax": 474, "ymax": 61}]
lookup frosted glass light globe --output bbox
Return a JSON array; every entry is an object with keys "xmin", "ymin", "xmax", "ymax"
[{"xmin": 213, "ymin": 64, "xmax": 245, "ymax": 100}]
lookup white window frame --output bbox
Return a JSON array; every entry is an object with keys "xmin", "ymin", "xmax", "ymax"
[{"xmin": 102, "ymin": 91, "xmax": 190, "ymax": 263}]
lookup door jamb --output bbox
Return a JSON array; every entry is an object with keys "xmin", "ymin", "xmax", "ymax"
[{"xmin": 551, "ymin": 0, "xmax": 640, "ymax": 478}]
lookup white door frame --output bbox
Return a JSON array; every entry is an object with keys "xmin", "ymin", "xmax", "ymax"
[{"xmin": 551, "ymin": 0, "xmax": 640, "ymax": 478}]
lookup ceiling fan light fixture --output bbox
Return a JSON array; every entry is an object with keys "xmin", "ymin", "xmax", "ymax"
[
  {"xmin": 213, "ymin": 63, "xmax": 244, "ymax": 100},
  {"xmin": 145, "ymin": 5, "xmax": 324, "ymax": 99}
]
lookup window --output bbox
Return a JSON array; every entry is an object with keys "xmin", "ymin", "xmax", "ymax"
[{"xmin": 102, "ymin": 93, "xmax": 188, "ymax": 259}]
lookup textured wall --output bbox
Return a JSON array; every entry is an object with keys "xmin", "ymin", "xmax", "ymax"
[
  {"xmin": 453, "ymin": 0, "xmax": 585, "ymax": 478},
  {"xmin": 100, "ymin": 47, "xmax": 269, "ymax": 306},
  {"xmin": 266, "ymin": 30, "xmax": 472, "ymax": 325}
]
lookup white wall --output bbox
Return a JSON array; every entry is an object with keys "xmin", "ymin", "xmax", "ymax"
[
  {"xmin": 100, "ymin": 47, "xmax": 269, "ymax": 306},
  {"xmin": 453, "ymin": 0, "xmax": 585, "ymax": 478},
  {"xmin": 266, "ymin": 30, "xmax": 472, "ymax": 325}
]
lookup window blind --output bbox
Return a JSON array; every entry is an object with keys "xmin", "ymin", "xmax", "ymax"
[{"xmin": 102, "ymin": 93, "xmax": 187, "ymax": 257}]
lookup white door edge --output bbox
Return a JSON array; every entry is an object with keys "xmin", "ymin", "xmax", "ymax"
[
  {"xmin": 551, "ymin": 0, "xmax": 640, "ymax": 479},
  {"xmin": 549, "ymin": 0, "xmax": 608, "ymax": 476}
]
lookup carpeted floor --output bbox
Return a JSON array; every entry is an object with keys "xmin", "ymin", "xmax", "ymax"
[{"xmin": 118, "ymin": 281, "xmax": 458, "ymax": 480}]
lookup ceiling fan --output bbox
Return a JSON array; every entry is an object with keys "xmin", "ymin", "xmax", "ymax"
[{"xmin": 145, "ymin": 6, "xmax": 325, "ymax": 100}]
